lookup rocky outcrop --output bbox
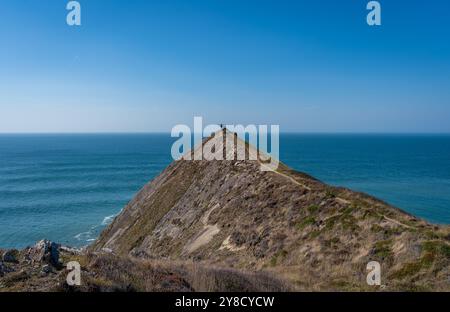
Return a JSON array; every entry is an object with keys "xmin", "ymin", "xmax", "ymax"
[
  {"xmin": 0, "ymin": 241, "xmax": 84, "ymax": 291},
  {"xmin": 2, "ymin": 250, "xmax": 19, "ymax": 263},
  {"xmin": 0, "ymin": 261, "xmax": 14, "ymax": 277},
  {"xmin": 25, "ymin": 240, "xmax": 61, "ymax": 267}
]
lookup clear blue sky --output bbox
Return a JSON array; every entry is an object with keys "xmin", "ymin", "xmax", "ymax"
[{"xmin": 1, "ymin": 0, "xmax": 449, "ymax": 133}]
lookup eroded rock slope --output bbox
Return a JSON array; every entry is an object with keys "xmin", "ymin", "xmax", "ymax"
[{"xmin": 93, "ymin": 130, "xmax": 450, "ymax": 291}]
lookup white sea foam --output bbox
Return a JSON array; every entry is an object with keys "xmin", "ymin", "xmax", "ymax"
[
  {"xmin": 74, "ymin": 214, "xmax": 116, "ymax": 243},
  {"xmin": 102, "ymin": 214, "xmax": 116, "ymax": 226},
  {"xmin": 74, "ymin": 231, "xmax": 92, "ymax": 241}
]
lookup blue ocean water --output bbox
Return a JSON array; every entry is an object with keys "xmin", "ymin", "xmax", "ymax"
[
  {"xmin": 0, "ymin": 134, "xmax": 173, "ymax": 249},
  {"xmin": 0, "ymin": 134, "xmax": 449, "ymax": 249},
  {"xmin": 281, "ymin": 134, "xmax": 450, "ymax": 226}
]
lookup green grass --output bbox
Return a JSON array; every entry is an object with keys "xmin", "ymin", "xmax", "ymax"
[
  {"xmin": 422, "ymin": 241, "xmax": 450, "ymax": 258},
  {"xmin": 309, "ymin": 230, "xmax": 321, "ymax": 239},
  {"xmin": 269, "ymin": 250, "xmax": 288, "ymax": 267},
  {"xmin": 370, "ymin": 224, "xmax": 384, "ymax": 233},
  {"xmin": 390, "ymin": 240, "xmax": 450, "ymax": 280},
  {"xmin": 295, "ymin": 216, "xmax": 316, "ymax": 231},
  {"xmin": 324, "ymin": 215, "xmax": 339, "ymax": 229},
  {"xmin": 341, "ymin": 214, "xmax": 360, "ymax": 232},
  {"xmin": 373, "ymin": 240, "xmax": 393, "ymax": 259},
  {"xmin": 390, "ymin": 262, "xmax": 423, "ymax": 280},
  {"xmin": 307, "ymin": 204, "xmax": 319, "ymax": 214},
  {"xmin": 325, "ymin": 188, "xmax": 337, "ymax": 199},
  {"xmin": 370, "ymin": 224, "xmax": 401, "ymax": 236},
  {"xmin": 342, "ymin": 206, "xmax": 355, "ymax": 215}
]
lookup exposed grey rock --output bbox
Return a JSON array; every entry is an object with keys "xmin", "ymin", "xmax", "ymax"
[
  {"xmin": 60, "ymin": 245, "xmax": 82, "ymax": 255},
  {"xmin": 41, "ymin": 264, "xmax": 52, "ymax": 274},
  {"xmin": 26, "ymin": 240, "xmax": 60, "ymax": 267},
  {"xmin": 2, "ymin": 249, "xmax": 19, "ymax": 263},
  {"xmin": 0, "ymin": 261, "xmax": 15, "ymax": 277}
]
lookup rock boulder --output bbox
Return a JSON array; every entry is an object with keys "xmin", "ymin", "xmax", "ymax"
[{"xmin": 26, "ymin": 240, "xmax": 60, "ymax": 267}]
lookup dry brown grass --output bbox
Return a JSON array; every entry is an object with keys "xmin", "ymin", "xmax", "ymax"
[
  {"xmin": 72, "ymin": 253, "xmax": 292, "ymax": 292},
  {"xmin": 186, "ymin": 262, "xmax": 291, "ymax": 292}
]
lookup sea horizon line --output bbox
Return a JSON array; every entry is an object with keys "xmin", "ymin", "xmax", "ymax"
[{"xmin": 1, "ymin": 132, "xmax": 450, "ymax": 136}]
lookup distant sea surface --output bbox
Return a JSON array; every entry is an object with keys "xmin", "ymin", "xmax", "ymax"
[{"xmin": 0, "ymin": 134, "xmax": 449, "ymax": 249}]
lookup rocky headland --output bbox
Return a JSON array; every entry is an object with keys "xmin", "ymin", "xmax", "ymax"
[{"xmin": 1, "ymin": 130, "xmax": 449, "ymax": 291}]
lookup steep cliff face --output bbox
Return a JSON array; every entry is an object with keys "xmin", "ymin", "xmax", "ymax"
[{"xmin": 93, "ymin": 130, "xmax": 450, "ymax": 291}]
